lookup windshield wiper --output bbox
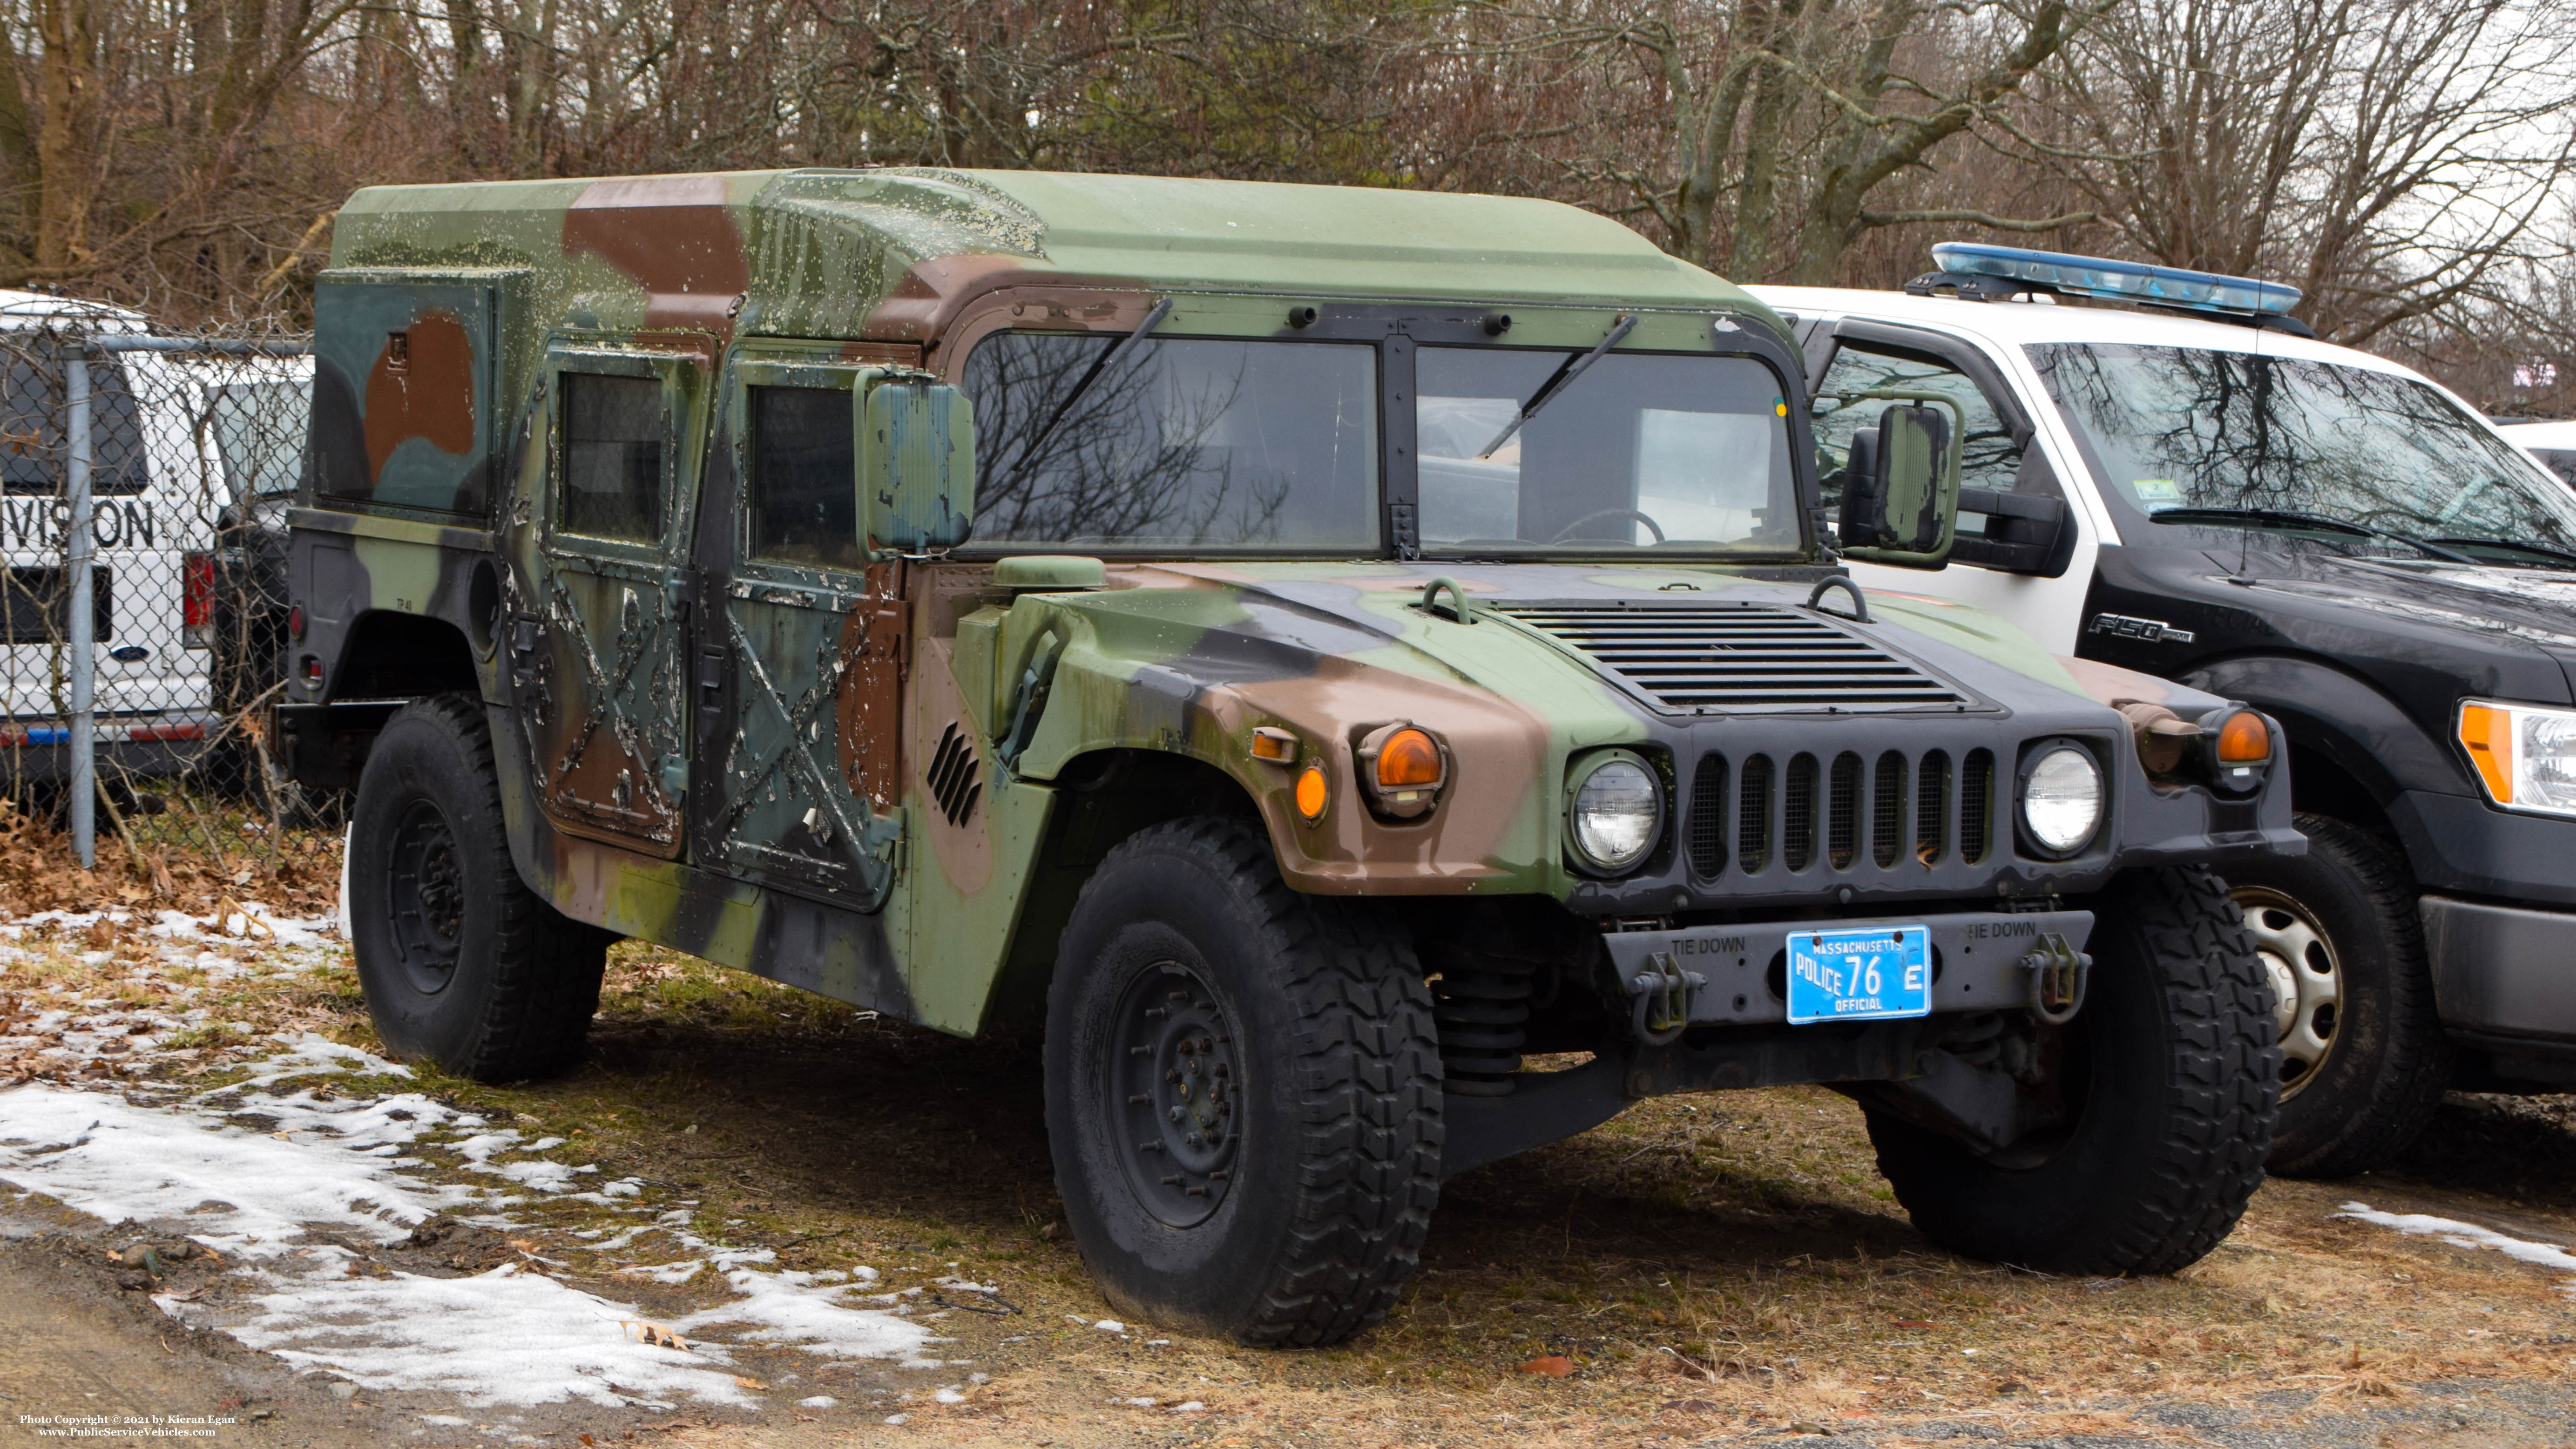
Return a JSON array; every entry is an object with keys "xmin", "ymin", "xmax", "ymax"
[
  {"xmin": 2425, "ymin": 535, "xmax": 2576, "ymax": 569},
  {"xmin": 2149, "ymin": 507, "xmax": 2478, "ymax": 564},
  {"xmin": 1007, "ymin": 296, "xmax": 1173, "ymax": 478},
  {"xmin": 1476, "ymin": 313, "xmax": 1637, "ymax": 459}
]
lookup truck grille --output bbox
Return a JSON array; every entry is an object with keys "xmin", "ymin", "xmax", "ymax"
[
  {"xmin": 1686, "ymin": 746, "xmax": 1998, "ymax": 882},
  {"xmin": 1489, "ymin": 601, "xmax": 1968, "ymax": 712}
]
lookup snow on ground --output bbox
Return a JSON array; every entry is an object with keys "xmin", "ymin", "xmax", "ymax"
[
  {"xmin": 0, "ymin": 1014, "xmax": 935, "ymax": 1407},
  {"xmin": 2338, "ymin": 1201, "xmax": 2576, "ymax": 1296}
]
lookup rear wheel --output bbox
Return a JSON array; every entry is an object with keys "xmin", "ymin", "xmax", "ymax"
[
  {"xmin": 348, "ymin": 694, "xmax": 612, "ymax": 1082},
  {"xmin": 1044, "ymin": 817, "xmax": 1442, "ymax": 1347},
  {"xmin": 2221, "ymin": 813, "xmax": 2451, "ymax": 1177},
  {"xmin": 1867, "ymin": 867, "xmax": 2278, "ymax": 1274}
]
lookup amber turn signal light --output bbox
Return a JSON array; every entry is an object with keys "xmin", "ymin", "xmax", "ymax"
[
  {"xmin": 2214, "ymin": 710, "xmax": 2271, "ymax": 764},
  {"xmin": 2458, "ymin": 701, "xmax": 2512, "ymax": 803},
  {"xmin": 1250, "ymin": 726, "xmax": 1300, "ymax": 765},
  {"xmin": 1374, "ymin": 727, "xmax": 1442, "ymax": 788},
  {"xmin": 1294, "ymin": 762, "xmax": 1329, "ymax": 822},
  {"xmin": 1354, "ymin": 721, "xmax": 1448, "ymax": 820}
]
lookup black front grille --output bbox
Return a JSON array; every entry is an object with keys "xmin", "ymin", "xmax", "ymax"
[
  {"xmin": 1688, "ymin": 752, "xmax": 1728, "ymax": 878},
  {"xmin": 1490, "ymin": 601, "xmax": 1968, "ymax": 712},
  {"xmin": 1961, "ymin": 749, "xmax": 1996, "ymax": 863},
  {"xmin": 1783, "ymin": 753, "xmax": 1818, "ymax": 871},
  {"xmin": 1916, "ymin": 750, "xmax": 1951, "ymax": 865},
  {"xmin": 1827, "ymin": 752, "xmax": 1862, "ymax": 869},
  {"xmin": 1873, "ymin": 751, "xmax": 1906, "ymax": 868},
  {"xmin": 1699, "ymin": 741, "xmax": 2005, "ymax": 886},
  {"xmin": 1737, "ymin": 754, "xmax": 1772, "ymax": 872}
]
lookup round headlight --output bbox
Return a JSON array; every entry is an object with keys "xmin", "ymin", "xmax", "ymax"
[
  {"xmin": 1569, "ymin": 756, "xmax": 1662, "ymax": 872},
  {"xmin": 2022, "ymin": 746, "xmax": 2104, "ymax": 855}
]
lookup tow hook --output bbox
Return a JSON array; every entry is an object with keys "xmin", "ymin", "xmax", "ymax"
[
  {"xmin": 2020, "ymin": 933, "xmax": 2092, "ymax": 1025},
  {"xmin": 1630, "ymin": 952, "xmax": 1704, "ymax": 1046}
]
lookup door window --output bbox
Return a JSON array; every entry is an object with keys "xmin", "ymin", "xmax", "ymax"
[
  {"xmin": 747, "ymin": 384, "xmax": 862, "ymax": 569},
  {"xmin": 1812, "ymin": 341, "xmax": 2024, "ymax": 515},
  {"xmin": 557, "ymin": 373, "xmax": 666, "ymax": 542}
]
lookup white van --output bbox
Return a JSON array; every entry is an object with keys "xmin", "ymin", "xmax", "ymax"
[{"xmin": 0, "ymin": 294, "xmax": 301, "ymax": 784}]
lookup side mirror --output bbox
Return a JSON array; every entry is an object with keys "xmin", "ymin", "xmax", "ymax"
[
  {"xmin": 860, "ymin": 372, "xmax": 975, "ymax": 552},
  {"xmin": 1838, "ymin": 402, "xmax": 1958, "ymax": 568}
]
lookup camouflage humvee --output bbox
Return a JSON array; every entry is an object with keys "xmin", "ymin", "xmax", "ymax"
[{"xmin": 281, "ymin": 169, "xmax": 2298, "ymax": 1347}]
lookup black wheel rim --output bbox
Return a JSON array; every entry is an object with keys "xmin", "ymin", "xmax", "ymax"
[
  {"xmin": 386, "ymin": 798, "xmax": 467, "ymax": 995},
  {"xmin": 1109, "ymin": 961, "xmax": 1244, "ymax": 1229}
]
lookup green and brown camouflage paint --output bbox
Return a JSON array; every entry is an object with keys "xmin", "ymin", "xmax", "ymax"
[{"xmin": 284, "ymin": 167, "xmax": 2298, "ymax": 1036}]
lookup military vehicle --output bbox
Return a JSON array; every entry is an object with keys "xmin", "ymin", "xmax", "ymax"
[{"xmin": 281, "ymin": 170, "xmax": 2296, "ymax": 1347}]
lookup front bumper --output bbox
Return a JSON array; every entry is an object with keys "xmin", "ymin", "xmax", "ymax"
[
  {"xmin": 2420, "ymin": 894, "xmax": 2576, "ymax": 1043},
  {"xmin": 1601, "ymin": 907, "xmax": 2096, "ymax": 1026}
]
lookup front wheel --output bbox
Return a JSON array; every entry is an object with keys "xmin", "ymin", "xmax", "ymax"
[
  {"xmin": 1044, "ymin": 817, "xmax": 1442, "ymax": 1347},
  {"xmin": 2220, "ymin": 813, "xmax": 2451, "ymax": 1177},
  {"xmin": 348, "ymin": 694, "xmax": 613, "ymax": 1083},
  {"xmin": 1867, "ymin": 866, "xmax": 2279, "ymax": 1275}
]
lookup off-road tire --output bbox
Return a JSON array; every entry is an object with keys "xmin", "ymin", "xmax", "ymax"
[
  {"xmin": 2222, "ymin": 813, "xmax": 2451, "ymax": 1178},
  {"xmin": 1866, "ymin": 866, "xmax": 2278, "ymax": 1274},
  {"xmin": 348, "ymin": 693, "xmax": 612, "ymax": 1083},
  {"xmin": 1044, "ymin": 817, "xmax": 1441, "ymax": 1347}
]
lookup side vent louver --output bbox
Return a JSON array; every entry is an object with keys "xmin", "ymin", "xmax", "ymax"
[{"xmin": 926, "ymin": 720, "xmax": 983, "ymax": 826}]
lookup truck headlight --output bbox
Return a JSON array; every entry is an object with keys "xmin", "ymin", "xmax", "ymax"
[
  {"xmin": 1566, "ymin": 752, "xmax": 1661, "ymax": 873},
  {"xmin": 2458, "ymin": 699, "xmax": 2576, "ymax": 816},
  {"xmin": 2021, "ymin": 745, "xmax": 2104, "ymax": 856}
]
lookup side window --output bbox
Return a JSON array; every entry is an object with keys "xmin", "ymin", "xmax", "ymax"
[
  {"xmin": 1811, "ymin": 342, "xmax": 2025, "ymax": 523},
  {"xmin": 747, "ymin": 384, "xmax": 861, "ymax": 569},
  {"xmin": 557, "ymin": 372, "xmax": 667, "ymax": 541}
]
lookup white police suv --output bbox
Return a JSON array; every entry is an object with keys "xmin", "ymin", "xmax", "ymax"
[{"xmin": 1753, "ymin": 244, "xmax": 2576, "ymax": 1177}]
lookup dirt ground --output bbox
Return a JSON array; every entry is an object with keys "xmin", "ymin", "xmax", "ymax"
[{"xmin": 4, "ymin": 923, "xmax": 2575, "ymax": 1449}]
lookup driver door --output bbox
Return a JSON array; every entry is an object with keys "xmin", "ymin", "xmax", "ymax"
[{"xmin": 696, "ymin": 357, "xmax": 904, "ymax": 908}]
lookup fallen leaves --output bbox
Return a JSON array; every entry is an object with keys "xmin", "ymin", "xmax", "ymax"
[{"xmin": 622, "ymin": 1320, "xmax": 690, "ymax": 1351}]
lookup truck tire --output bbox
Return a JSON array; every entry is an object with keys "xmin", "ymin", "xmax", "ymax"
[
  {"xmin": 2220, "ymin": 813, "xmax": 2451, "ymax": 1178},
  {"xmin": 1044, "ymin": 817, "xmax": 1442, "ymax": 1347},
  {"xmin": 1866, "ymin": 866, "xmax": 2277, "ymax": 1275},
  {"xmin": 347, "ymin": 693, "xmax": 612, "ymax": 1083}
]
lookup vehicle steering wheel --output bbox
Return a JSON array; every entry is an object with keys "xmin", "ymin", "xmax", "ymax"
[{"xmin": 1550, "ymin": 508, "xmax": 1667, "ymax": 545}]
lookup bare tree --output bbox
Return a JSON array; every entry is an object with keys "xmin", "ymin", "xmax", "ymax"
[
  {"xmin": 2028, "ymin": 0, "xmax": 2576, "ymax": 344},
  {"xmin": 1396, "ymin": 1, "xmax": 2107, "ymax": 282}
]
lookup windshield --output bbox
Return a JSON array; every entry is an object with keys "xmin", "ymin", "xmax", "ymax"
[
  {"xmin": 1417, "ymin": 349, "xmax": 1798, "ymax": 553},
  {"xmin": 2030, "ymin": 343, "xmax": 2576, "ymax": 559},
  {"xmin": 963, "ymin": 332, "xmax": 1378, "ymax": 551}
]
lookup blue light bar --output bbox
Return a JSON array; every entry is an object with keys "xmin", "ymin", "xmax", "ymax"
[{"xmin": 1929, "ymin": 242, "xmax": 2301, "ymax": 317}]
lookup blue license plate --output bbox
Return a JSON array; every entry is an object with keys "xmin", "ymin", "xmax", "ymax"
[{"xmin": 1786, "ymin": 925, "xmax": 1933, "ymax": 1024}]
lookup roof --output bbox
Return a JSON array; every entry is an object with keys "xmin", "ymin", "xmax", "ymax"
[
  {"xmin": 2497, "ymin": 420, "xmax": 2576, "ymax": 450},
  {"xmin": 0, "ymin": 291, "xmax": 148, "ymax": 332},
  {"xmin": 1746, "ymin": 283, "xmax": 2419, "ymax": 378},
  {"xmin": 330, "ymin": 168, "xmax": 1766, "ymax": 342}
]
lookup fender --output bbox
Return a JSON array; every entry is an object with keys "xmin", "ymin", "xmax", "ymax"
[{"xmin": 2180, "ymin": 652, "xmax": 2469, "ymax": 805}]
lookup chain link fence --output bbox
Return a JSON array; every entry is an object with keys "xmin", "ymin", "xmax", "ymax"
[{"xmin": 0, "ymin": 309, "xmax": 337, "ymax": 894}]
